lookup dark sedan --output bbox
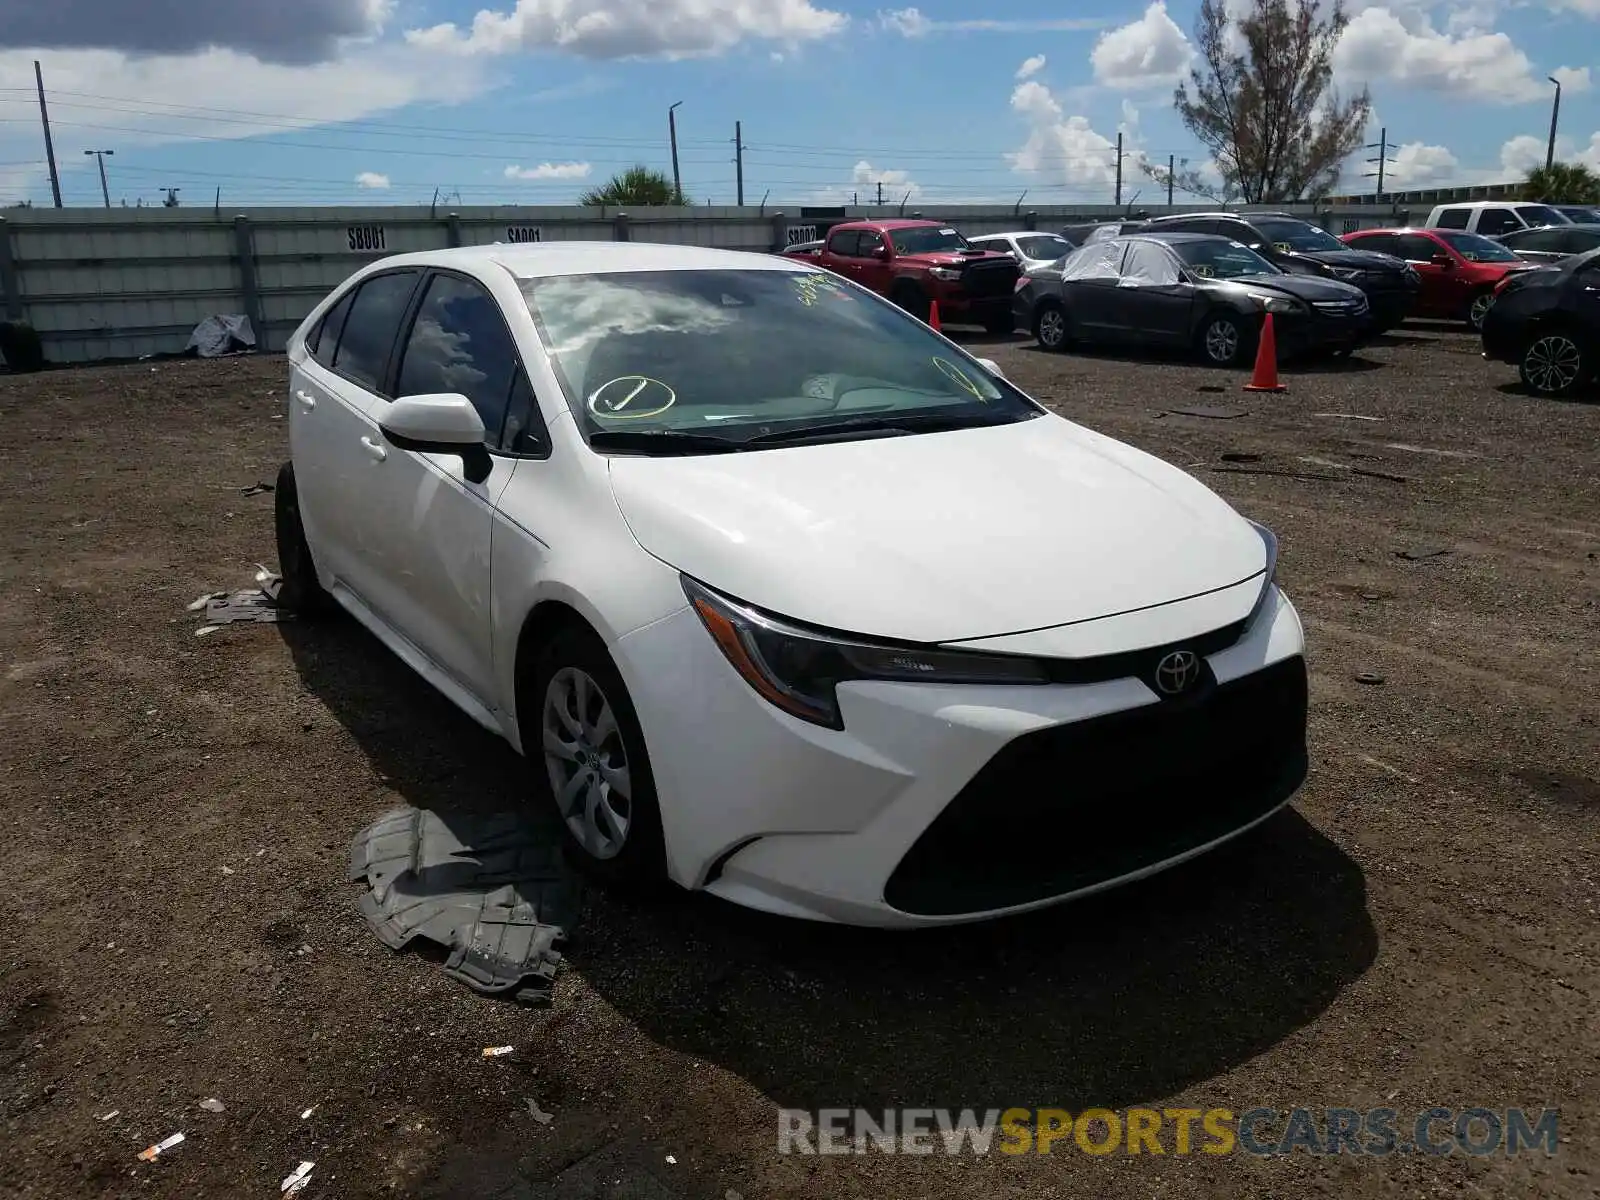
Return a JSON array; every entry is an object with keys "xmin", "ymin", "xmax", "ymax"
[
  {"xmin": 1480, "ymin": 245, "xmax": 1600, "ymax": 397},
  {"xmin": 1014, "ymin": 232, "xmax": 1370, "ymax": 367},
  {"xmin": 1496, "ymin": 223, "xmax": 1600, "ymax": 265}
]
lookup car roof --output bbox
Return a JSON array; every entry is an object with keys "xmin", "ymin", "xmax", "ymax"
[
  {"xmin": 840, "ymin": 218, "xmax": 947, "ymax": 230},
  {"xmin": 1148, "ymin": 211, "xmax": 1252, "ymax": 222},
  {"xmin": 1348, "ymin": 227, "xmax": 1436, "ymax": 235},
  {"xmin": 1125, "ymin": 231, "xmax": 1233, "ymax": 245},
  {"xmin": 971, "ymin": 230, "xmax": 1067, "ymax": 239},
  {"xmin": 357, "ymin": 241, "xmax": 809, "ymax": 280}
]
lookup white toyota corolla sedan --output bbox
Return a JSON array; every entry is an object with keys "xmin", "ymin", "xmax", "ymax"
[{"xmin": 277, "ymin": 241, "xmax": 1308, "ymax": 928}]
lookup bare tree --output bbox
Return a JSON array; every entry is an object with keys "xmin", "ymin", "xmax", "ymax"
[
  {"xmin": 1173, "ymin": 0, "xmax": 1370, "ymax": 203},
  {"xmin": 1138, "ymin": 157, "xmax": 1240, "ymax": 206}
]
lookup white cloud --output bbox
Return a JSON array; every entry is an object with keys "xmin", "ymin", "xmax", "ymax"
[
  {"xmin": 1016, "ymin": 54, "xmax": 1046, "ymax": 80},
  {"xmin": 406, "ymin": 0, "xmax": 848, "ymax": 60},
  {"xmin": 852, "ymin": 158, "xmax": 919, "ymax": 201},
  {"xmin": 355, "ymin": 170, "xmax": 391, "ymax": 188},
  {"xmin": 1500, "ymin": 130, "xmax": 1600, "ymax": 174},
  {"xmin": 1091, "ymin": 2, "xmax": 1193, "ymax": 89},
  {"xmin": 1007, "ymin": 80, "xmax": 1122, "ymax": 196},
  {"xmin": 879, "ymin": 7, "xmax": 1108, "ymax": 35},
  {"xmin": 1551, "ymin": 66, "xmax": 1592, "ymax": 93},
  {"xmin": 1384, "ymin": 141, "xmax": 1459, "ymax": 186},
  {"xmin": 1335, "ymin": 8, "xmax": 1586, "ymax": 103},
  {"xmin": 504, "ymin": 161, "xmax": 592, "ymax": 180},
  {"xmin": 1579, "ymin": 132, "xmax": 1600, "ymax": 169}
]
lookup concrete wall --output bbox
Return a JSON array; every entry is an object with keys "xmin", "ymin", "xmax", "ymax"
[{"xmin": 0, "ymin": 201, "xmax": 1427, "ymax": 364}]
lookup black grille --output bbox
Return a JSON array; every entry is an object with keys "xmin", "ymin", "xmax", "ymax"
[
  {"xmin": 961, "ymin": 260, "xmax": 1021, "ymax": 299},
  {"xmin": 883, "ymin": 655, "xmax": 1309, "ymax": 916}
]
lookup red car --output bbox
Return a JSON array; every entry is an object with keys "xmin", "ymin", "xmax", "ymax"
[
  {"xmin": 1339, "ymin": 227, "xmax": 1544, "ymax": 329},
  {"xmin": 814, "ymin": 220, "xmax": 1019, "ymax": 331}
]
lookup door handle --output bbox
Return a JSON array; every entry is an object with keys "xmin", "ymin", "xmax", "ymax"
[
  {"xmin": 359, "ymin": 436, "xmax": 387, "ymax": 462},
  {"xmin": 294, "ymin": 390, "xmax": 316, "ymax": 410}
]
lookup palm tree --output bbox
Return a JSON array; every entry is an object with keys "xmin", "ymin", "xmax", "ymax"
[
  {"xmin": 1523, "ymin": 161, "xmax": 1600, "ymax": 206},
  {"xmin": 579, "ymin": 166, "xmax": 686, "ymax": 207}
]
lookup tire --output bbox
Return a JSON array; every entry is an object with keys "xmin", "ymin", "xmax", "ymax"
[
  {"xmin": 1033, "ymin": 301, "xmax": 1070, "ymax": 352},
  {"xmin": 892, "ymin": 282, "xmax": 931, "ymax": 322},
  {"xmin": 527, "ymin": 624, "xmax": 665, "ymax": 887},
  {"xmin": 1198, "ymin": 311, "xmax": 1254, "ymax": 368},
  {"xmin": 1466, "ymin": 290, "xmax": 1495, "ymax": 330},
  {"xmin": 273, "ymin": 462, "xmax": 335, "ymax": 615},
  {"xmin": 1518, "ymin": 329, "xmax": 1587, "ymax": 397}
]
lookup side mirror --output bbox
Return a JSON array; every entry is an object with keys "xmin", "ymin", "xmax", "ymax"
[
  {"xmin": 381, "ymin": 393, "xmax": 486, "ymax": 446},
  {"xmin": 975, "ymin": 357, "xmax": 1006, "ymax": 378},
  {"xmin": 1431, "ymin": 253, "xmax": 1453, "ymax": 267},
  {"xmin": 874, "ymin": 245, "xmax": 892, "ymax": 260}
]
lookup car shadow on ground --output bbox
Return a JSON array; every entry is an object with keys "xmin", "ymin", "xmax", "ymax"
[
  {"xmin": 1494, "ymin": 380, "xmax": 1598, "ymax": 404},
  {"xmin": 283, "ymin": 615, "xmax": 1378, "ymax": 1116},
  {"xmin": 1018, "ymin": 342, "xmax": 1384, "ymax": 376}
]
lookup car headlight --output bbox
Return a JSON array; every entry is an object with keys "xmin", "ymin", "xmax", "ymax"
[
  {"xmin": 928, "ymin": 266, "xmax": 963, "ymax": 282},
  {"xmin": 1252, "ymin": 294, "xmax": 1305, "ymax": 314},
  {"xmin": 682, "ymin": 576, "xmax": 1047, "ymax": 728},
  {"xmin": 1243, "ymin": 520, "xmax": 1279, "ymax": 631}
]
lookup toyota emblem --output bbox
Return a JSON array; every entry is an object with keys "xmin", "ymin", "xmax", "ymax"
[{"xmin": 1154, "ymin": 650, "xmax": 1202, "ymax": 696}]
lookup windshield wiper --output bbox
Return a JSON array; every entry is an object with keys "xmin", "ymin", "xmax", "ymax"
[
  {"xmin": 743, "ymin": 411, "xmax": 1028, "ymax": 447},
  {"xmin": 587, "ymin": 429, "xmax": 744, "ymax": 454}
]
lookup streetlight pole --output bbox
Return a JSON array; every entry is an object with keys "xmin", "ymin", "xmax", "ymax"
[
  {"xmin": 668, "ymin": 101, "xmax": 683, "ymax": 205},
  {"xmin": 84, "ymin": 149, "xmax": 114, "ymax": 207},
  {"xmin": 1545, "ymin": 77, "xmax": 1561, "ymax": 171}
]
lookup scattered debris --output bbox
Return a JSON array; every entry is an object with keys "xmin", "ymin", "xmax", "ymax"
[
  {"xmin": 1354, "ymin": 672, "xmax": 1386, "ymax": 686},
  {"xmin": 240, "ymin": 482, "xmax": 276, "ymax": 497},
  {"xmin": 1360, "ymin": 592, "xmax": 1384, "ymax": 602},
  {"xmin": 198, "ymin": 1097, "xmax": 225, "ymax": 1113},
  {"xmin": 1212, "ymin": 465, "xmax": 1336, "ymax": 481},
  {"xmin": 186, "ymin": 592, "xmax": 222, "ymax": 612},
  {"xmin": 220, "ymin": 865, "xmax": 235, "ymax": 876},
  {"xmin": 1299, "ymin": 455, "xmax": 1350, "ymax": 472},
  {"xmin": 525, "ymin": 1098, "xmax": 553, "ymax": 1124},
  {"xmin": 483, "ymin": 1046, "xmax": 514, "ymax": 1058},
  {"xmin": 349, "ymin": 807, "xmax": 581, "ymax": 1005},
  {"xmin": 280, "ymin": 1160, "xmax": 314, "ymax": 1194},
  {"xmin": 1195, "ymin": 384, "xmax": 1226, "ymax": 393},
  {"xmin": 97, "ymin": 1110, "xmax": 119, "ymax": 1122},
  {"xmin": 205, "ymin": 589, "xmax": 288, "ymax": 625},
  {"xmin": 137, "ymin": 1132, "xmax": 185, "ymax": 1162},
  {"xmin": 195, "ymin": 625, "xmax": 222, "ymax": 637},
  {"xmin": 1219, "ymin": 451, "xmax": 1261, "ymax": 463},
  {"xmin": 300, "ymin": 1105, "xmax": 318, "ymax": 1120},
  {"xmin": 1313, "ymin": 412, "xmax": 1382, "ymax": 421},
  {"xmin": 727, "ymin": 1192, "xmax": 745, "ymax": 1200},
  {"xmin": 186, "ymin": 314, "xmax": 257, "ymax": 359},
  {"xmin": 666, "ymin": 1155, "xmax": 678, "ymax": 1165},
  {"xmin": 1164, "ymin": 404, "xmax": 1249, "ymax": 419},
  {"xmin": 1383, "ymin": 442, "xmax": 1476, "ymax": 459},
  {"xmin": 1396, "ymin": 547, "xmax": 1452, "ymax": 562},
  {"xmin": 1352, "ymin": 466, "xmax": 1410, "ymax": 484}
]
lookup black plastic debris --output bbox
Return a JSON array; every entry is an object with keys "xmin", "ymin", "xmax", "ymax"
[
  {"xmin": 240, "ymin": 482, "xmax": 275, "ymax": 497},
  {"xmin": 349, "ymin": 807, "xmax": 581, "ymax": 1005},
  {"xmin": 1165, "ymin": 404, "xmax": 1249, "ymax": 419},
  {"xmin": 1395, "ymin": 547, "xmax": 1452, "ymax": 562},
  {"xmin": 1354, "ymin": 672, "xmax": 1386, "ymax": 686}
]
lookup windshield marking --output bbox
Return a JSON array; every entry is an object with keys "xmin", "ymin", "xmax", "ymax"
[
  {"xmin": 794, "ymin": 271, "xmax": 848, "ymax": 306},
  {"xmin": 932, "ymin": 357, "xmax": 988, "ymax": 402},
  {"xmin": 588, "ymin": 375, "xmax": 677, "ymax": 419}
]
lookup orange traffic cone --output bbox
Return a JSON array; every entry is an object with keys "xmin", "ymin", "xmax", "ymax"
[
  {"xmin": 927, "ymin": 300, "xmax": 942, "ymax": 332},
  {"xmin": 1243, "ymin": 312, "xmax": 1285, "ymax": 392}
]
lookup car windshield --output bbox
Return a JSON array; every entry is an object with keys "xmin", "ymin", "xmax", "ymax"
[
  {"xmin": 1017, "ymin": 234, "xmax": 1074, "ymax": 259},
  {"xmin": 1434, "ymin": 231, "xmax": 1521, "ymax": 263},
  {"xmin": 1252, "ymin": 219, "xmax": 1345, "ymax": 252},
  {"xmin": 887, "ymin": 225, "xmax": 970, "ymax": 254},
  {"xmin": 1171, "ymin": 240, "xmax": 1280, "ymax": 279},
  {"xmin": 520, "ymin": 268, "xmax": 1040, "ymax": 449}
]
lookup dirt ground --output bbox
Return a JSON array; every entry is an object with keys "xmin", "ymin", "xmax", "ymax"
[{"xmin": 1, "ymin": 326, "xmax": 1596, "ymax": 1200}]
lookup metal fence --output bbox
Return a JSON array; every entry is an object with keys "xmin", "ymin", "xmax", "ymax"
[{"xmin": 0, "ymin": 201, "xmax": 1425, "ymax": 364}]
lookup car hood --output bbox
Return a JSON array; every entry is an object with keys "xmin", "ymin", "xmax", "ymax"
[
  {"xmin": 606, "ymin": 416, "xmax": 1267, "ymax": 644},
  {"xmin": 902, "ymin": 250, "xmax": 1015, "ymax": 267},
  {"xmin": 1294, "ymin": 247, "xmax": 1407, "ymax": 272},
  {"xmin": 1223, "ymin": 273, "xmax": 1367, "ymax": 302}
]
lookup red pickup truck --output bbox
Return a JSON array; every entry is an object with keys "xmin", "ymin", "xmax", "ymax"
[{"xmin": 814, "ymin": 219, "xmax": 1020, "ymax": 332}]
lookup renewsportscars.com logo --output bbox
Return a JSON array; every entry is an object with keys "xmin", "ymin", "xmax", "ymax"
[{"xmin": 777, "ymin": 1107, "xmax": 1561, "ymax": 1157}]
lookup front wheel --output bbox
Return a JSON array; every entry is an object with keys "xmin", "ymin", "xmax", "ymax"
[
  {"xmin": 1198, "ymin": 312, "xmax": 1253, "ymax": 367},
  {"xmin": 1466, "ymin": 290, "xmax": 1494, "ymax": 330},
  {"xmin": 529, "ymin": 625, "xmax": 665, "ymax": 887},
  {"xmin": 1518, "ymin": 331, "xmax": 1586, "ymax": 397},
  {"xmin": 1034, "ymin": 301, "xmax": 1070, "ymax": 352}
]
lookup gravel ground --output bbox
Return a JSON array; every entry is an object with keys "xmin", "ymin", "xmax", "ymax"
[{"xmin": 1, "ymin": 326, "xmax": 1596, "ymax": 1200}]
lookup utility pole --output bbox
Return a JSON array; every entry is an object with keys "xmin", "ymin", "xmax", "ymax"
[
  {"xmin": 34, "ymin": 61, "xmax": 62, "ymax": 208},
  {"xmin": 876, "ymin": 179, "xmax": 884, "ymax": 205},
  {"xmin": 1114, "ymin": 132, "xmax": 1124, "ymax": 207},
  {"xmin": 734, "ymin": 121, "xmax": 745, "ymax": 207},
  {"xmin": 1545, "ymin": 76, "xmax": 1561, "ymax": 171},
  {"xmin": 84, "ymin": 149, "xmax": 114, "ymax": 207},
  {"xmin": 668, "ymin": 101, "xmax": 683, "ymax": 204},
  {"xmin": 1166, "ymin": 153, "xmax": 1175, "ymax": 206},
  {"xmin": 1363, "ymin": 127, "xmax": 1396, "ymax": 202}
]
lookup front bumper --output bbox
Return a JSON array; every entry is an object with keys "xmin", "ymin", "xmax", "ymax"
[
  {"xmin": 1273, "ymin": 305, "xmax": 1368, "ymax": 355},
  {"xmin": 612, "ymin": 586, "xmax": 1308, "ymax": 928}
]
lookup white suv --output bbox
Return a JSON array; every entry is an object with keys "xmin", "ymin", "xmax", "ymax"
[{"xmin": 1424, "ymin": 201, "xmax": 1572, "ymax": 238}]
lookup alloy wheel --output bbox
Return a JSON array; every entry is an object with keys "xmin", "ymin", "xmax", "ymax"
[
  {"xmin": 542, "ymin": 667, "xmax": 632, "ymax": 860},
  {"xmin": 1522, "ymin": 335, "xmax": 1582, "ymax": 395},
  {"xmin": 1038, "ymin": 307, "xmax": 1066, "ymax": 349},
  {"xmin": 1468, "ymin": 293, "xmax": 1493, "ymax": 329},
  {"xmin": 1205, "ymin": 318, "xmax": 1240, "ymax": 364}
]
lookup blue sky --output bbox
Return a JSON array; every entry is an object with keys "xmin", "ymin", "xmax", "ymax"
[{"xmin": 0, "ymin": 0, "xmax": 1596, "ymax": 208}]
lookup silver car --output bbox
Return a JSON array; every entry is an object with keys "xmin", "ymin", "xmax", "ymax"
[{"xmin": 968, "ymin": 231, "xmax": 1078, "ymax": 272}]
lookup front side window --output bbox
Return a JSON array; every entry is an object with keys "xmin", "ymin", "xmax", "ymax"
[
  {"xmin": 1252, "ymin": 219, "xmax": 1345, "ymax": 253},
  {"xmin": 332, "ymin": 271, "xmax": 419, "ymax": 394},
  {"xmin": 1350, "ymin": 233, "xmax": 1398, "ymax": 255},
  {"xmin": 396, "ymin": 273, "xmax": 521, "ymax": 444},
  {"xmin": 519, "ymin": 268, "xmax": 1040, "ymax": 447},
  {"xmin": 887, "ymin": 226, "xmax": 969, "ymax": 254},
  {"xmin": 826, "ymin": 229, "xmax": 860, "ymax": 256},
  {"xmin": 856, "ymin": 231, "xmax": 886, "ymax": 257},
  {"xmin": 1563, "ymin": 228, "xmax": 1600, "ymax": 253},
  {"xmin": 1060, "ymin": 240, "xmax": 1127, "ymax": 280},
  {"xmin": 1394, "ymin": 234, "xmax": 1443, "ymax": 262},
  {"xmin": 1172, "ymin": 239, "xmax": 1279, "ymax": 280},
  {"xmin": 1434, "ymin": 231, "xmax": 1524, "ymax": 262}
]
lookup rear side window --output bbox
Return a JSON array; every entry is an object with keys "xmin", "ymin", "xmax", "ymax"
[
  {"xmin": 332, "ymin": 271, "xmax": 420, "ymax": 394},
  {"xmin": 396, "ymin": 273, "xmax": 521, "ymax": 445},
  {"xmin": 1435, "ymin": 208, "xmax": 1470, "ymax": 229},
  {"xmin": 308, "ymin": 289, "xmax": 354, "ymax": 367}
]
